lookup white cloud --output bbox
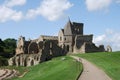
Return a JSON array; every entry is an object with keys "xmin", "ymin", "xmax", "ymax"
[
  {"xmin": 0, "ymin": 0, "xmax": 73, "ymax": 22},
  {"xmin": 93, "ymin": 29, "xmax": 120, "ymax": 51},
  {"xmin": 93, "ymin": 34, "xmax": 106, "ymax": 44},
  {"xmin": 85, "ymin": 0, "xmax": 112, "ymax": 11},
  {"xmin": 0, "ymin": 6, "xmax": 23, "ymax": 22},
  {"xmin": 106, "ymin": 28, "xmax": 114, "ymax": 34},
  {"xmin": 26, "ymin": 0, "xmax": 73, "ymax": 21},
  {"xmin": 4, "ymin": 0, "xmax": 26, "ymax": 7},
  {"xmin": 0, "ymin": 0, "xmax": 25, "ymax": 22}
]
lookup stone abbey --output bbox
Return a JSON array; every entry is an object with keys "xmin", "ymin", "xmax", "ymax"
[{"xmin": 8, "ymin": 20, "xmax": 107, "ymax": 66}]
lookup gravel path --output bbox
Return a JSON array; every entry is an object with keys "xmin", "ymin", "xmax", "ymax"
[{"xmin": 71, "ymin": 56, "xmax": 112, "ymax": 80}]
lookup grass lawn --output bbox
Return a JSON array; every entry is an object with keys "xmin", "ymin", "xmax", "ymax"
[
  {"xmin": 9, "ymin": 56, "xmax": 82, "ymax": 80},
  {"xmin": 75, "ymin": 51, "xmax": 120, "ymax": 80}
]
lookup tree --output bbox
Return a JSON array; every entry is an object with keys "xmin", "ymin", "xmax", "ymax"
[
  {"xmin": 3, "ymin": 38, "xmax": 17, "ymax": 53},
  {"xmin": 0, "ymin": 38, "xmax": 17, "ymax": 58},
  {"xmin": 0, "ymin": 39, "xmax": 4, "ymax": 52}
]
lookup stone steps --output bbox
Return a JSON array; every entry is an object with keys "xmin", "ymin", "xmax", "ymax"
[
  {"xmin": 0, "ymin": 69, "xmax": 7, "ymax": 77},
  {"xmin": 0, "ymin": 69, "xmax": 18, "ymax": 80},
  {"xmin": 6, "ymin": 69, "xmax": 18, "ymax": 79}
]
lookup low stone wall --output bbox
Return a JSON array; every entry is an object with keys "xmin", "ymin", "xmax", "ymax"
[
  {"xmin": 73, "ymin": 42, "xmax": 105, "ymax": 53},
  {"xmin": 8, "ymin": 54, "xmax": 41, "ymax": 67}
]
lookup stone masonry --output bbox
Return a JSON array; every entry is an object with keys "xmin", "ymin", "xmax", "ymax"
[{"xmin": 8, "ymin": 20, "xmax": 111, "ymax": 66}]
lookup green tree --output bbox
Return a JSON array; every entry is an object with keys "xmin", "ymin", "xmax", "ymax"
[
  {"xmin": 3, "ymin": 38, "xmax": 17, "ymax": 53},
  {"xmin": 0, "ymin": 39, "xmax": 4, "ymax": 52}
]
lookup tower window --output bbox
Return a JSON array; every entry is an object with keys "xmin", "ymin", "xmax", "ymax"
[
  {"xmin": 64, "ymin": 38, "xmax": 66, "ymax": 41},
  {"xmin": 60, "ymin": 37, "xmax": 62, "ymax": 41}
]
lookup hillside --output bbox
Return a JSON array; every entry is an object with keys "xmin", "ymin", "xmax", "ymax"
[
  {"xmin": 76, "ymin": 51, "xmax": 120, "ymax": 80},
  {"xmin": 10, "ymin": 56, "xmax": 82, "ymax": 80}
]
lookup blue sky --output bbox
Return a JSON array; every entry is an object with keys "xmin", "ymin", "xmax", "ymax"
[{"xmin": 0, "ymin": 0, "xmax": 120, "ymax": 51}]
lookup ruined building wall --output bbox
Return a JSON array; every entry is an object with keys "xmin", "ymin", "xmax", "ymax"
[
  {"xmin": 73, "ymin": 35, "xmax": 93, "ymax": 53},
  {"xmin": 84, "ymin": 43, "xmax": 105, "ymax": 53},
  {"xmin": 16, "ymin": 36, "xmax": 31, "ymax": 55},
  {"xmin": 9, "ymin": 20, "xmax": 108, "ymax": 67},
  {"xmin": 28, "ymin": 42, "xmax": 39, "ymax": 54},
  {"xmin": 76, "ymin": 35, "xmax": 93, "ymax": 42},
  {"xmin": 73, "ymin": 35, "xmax": 105, "ymax": 53},
  {"xmin": 9, "ymin": 38, "xmax": 65, "ymax": 66},
  {"xmin": 71, "ymin": 22, "xmax": 83, "ymax": 35},
  {"xmin": 73, "ymin": 42, "xmax": 105, "ymax": 53},
  {"xmin": 8, "ymin": 54, "xmax": 41, "ymax": 67},
  {"xmin": 58, "ymin": 29, "xmax": 64, "ymax": 46},
  {"xmin": 38, "ymin": 35, "xmax": 58, "ymax": 41}
]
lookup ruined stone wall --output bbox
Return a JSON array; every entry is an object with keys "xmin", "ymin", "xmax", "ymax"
[
  {"xmin": 73, "ymin": 42, "xmax": 105, "ymax": 53},
  {"xmin": 41, "ymin": 40, "xmax": 65, "ymax": 59},
  {"xmin": 38, "ymin": 35, "xmax": 58, "ymax": 41},
  {"xmin": 84, "ymin": 42, "xmax": 99, "ymax": 53},
  {"xmin": 15, "ymin": 36, "xmax": 31, "ymax": 55},
  {"xmin": 58, "ymin": 29, "xmax": 64, "ymax": 46},
  {"xmin": 63, "ymin": 43, "xmax": 73, "ymax": 53},
  {"xmin": 10, "ymin": 20, "xmax": 109, "ymax": 67},
  {"xmin": 73, "ymin": 42, "xmax": 85, "ymax": 53},
  {"xmin": 75, "ymin": 35, "xmax": 93, "ymax": 43},
  {"xmin": 72, "ymin": 22, "xmax": 83, "ymax": 35},
  {"xmin": 73, "ymin": 35, "xmax": 93, "ymax": 53},
  {"xmin": 8, "ymin": 54, "xmax": 41, "ymax": 67},
  {"xmin": 8, "ymin": 39, "xmax": 65, "ymax": 66},
  {"xmin": 28, "ymin": 42, "xmax": 39, "ymax": 54},
  {"xmin": 16, "ymin": 36, "xmax": 26, "ymax": 55},
  {"xmin": 84, "ymin": 42, "xmax": 105, "ymax": 53}
]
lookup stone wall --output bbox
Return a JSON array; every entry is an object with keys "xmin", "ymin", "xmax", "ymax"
[
  {"xmin": 84, "ymin": 42, "xmax": 105, "ymax": 53},
  {"xmin": 28, "ymin": 42, "xmax": 39, "ymax": 54},
  {"xmin": 38, "ymin": 35, "xmax": 58, "ymax": 41},
  {"xmin": 72, "ymin": 22, "xmax": 83, "ymax": 35},
  {"xmin": 8, "ymin": 54, "xmax": 41, "ymax": 66},
  {"xmin": 16, "ymin": 36, "xmax": 30, "ymax": 55},
  {"xmin": 8, "ymin": 40, "xmax": 65, "ymax": 66},
  {"xmin": 75, "ymin": 35, "xmax": 93, "ymax": 43},
  {"xmin": 73, "ymin": 42, "xmax": 105, "ymax": 53},
  {"xmin": 73, "ymin": 42, "xmax": 85, "ymax": 53},
  {"xmin": 9, "ymin": 20, "xmax": 110, "ymax": 67}
]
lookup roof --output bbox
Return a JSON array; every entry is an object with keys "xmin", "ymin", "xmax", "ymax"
[
  {"xmin": 61, "ymin": 29, "xmax": 64, "ymax": 33},
  {"xmin": 64, "ymin": 20, "xmax": 72, "ymax": 35}
]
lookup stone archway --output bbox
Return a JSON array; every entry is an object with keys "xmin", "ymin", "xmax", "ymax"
[
  {"xmin": 31, "ymin": 60, "xmax": 34, "ymax": 66},
  {"xmin": 67, "ymin": 45, "xmax": 69, "ymax": 51},
  {"xmin": 106, "ymin": 45, "xmax": 112, "ymax": 52},
  {"xmin": 24, "ymin": 57, "xmax": 27, "ymax": 66},
  {"xmin": 28, "ymin": 42, "xmax": 39, "ymax": 54}
]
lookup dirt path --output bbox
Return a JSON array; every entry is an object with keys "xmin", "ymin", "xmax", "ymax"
[{"xmin": 71, "ymin": 56, "xmax": 112, "ymax": 80}]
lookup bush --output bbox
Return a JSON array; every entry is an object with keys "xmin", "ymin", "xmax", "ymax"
[{"xmin": 0, "ymin": 56, "xmax": 8, "ymax": 66}]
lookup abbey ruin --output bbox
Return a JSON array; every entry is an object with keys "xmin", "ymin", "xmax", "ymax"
[{"xmin": 8, "ymin": 20, "xmax": 106, "ymax": 66}]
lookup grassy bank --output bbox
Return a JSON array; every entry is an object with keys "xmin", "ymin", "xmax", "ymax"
[
  {"xmin": 10, "ymin": 56, "xmax": 82, "ymax": 80},
  {"xmin": 76, "ymin": 51, "xmax": 120, "ymax": 80}
]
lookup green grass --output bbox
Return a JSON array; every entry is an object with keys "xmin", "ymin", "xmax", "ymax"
[
  {"xmin": 75, "ymin": 51, "xmax": 120, "ymax": 80},
  {"xmin": 10, "ymin": 56, "xmax": 82, "ymax": 80}
]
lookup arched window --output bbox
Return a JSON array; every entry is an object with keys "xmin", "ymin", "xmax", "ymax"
[
  {"xmin": 64, "ymin": 37, "xmax": 66, "ymax": 41},
  {"xmin": 60, "ymin": 36, "xmax": 62, "ymax": 41},
  {"xmin": 31, "ymin": 60, "xmax": 34, "ymax": 66}
]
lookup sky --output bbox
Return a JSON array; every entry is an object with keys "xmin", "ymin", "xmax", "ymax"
[{"xmin": 0, "ymin": 0, "xmax": 120, "ymax": 51}]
